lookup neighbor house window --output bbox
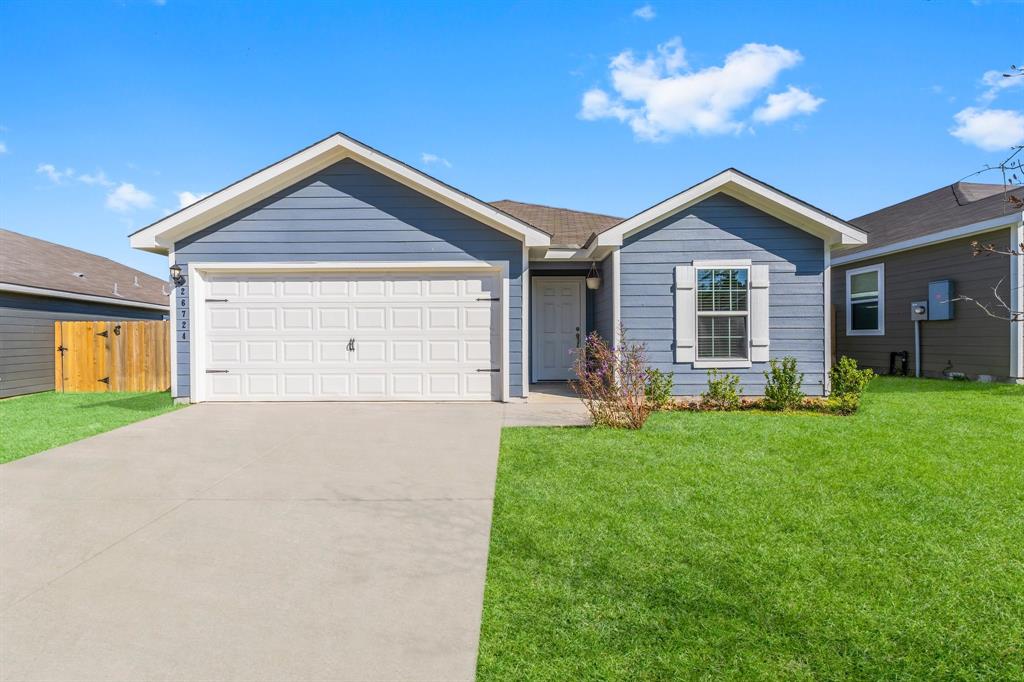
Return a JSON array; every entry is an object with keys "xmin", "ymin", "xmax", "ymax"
[
  {"xmin": 846, "ymin": 263, "xmax": 885, "ymax": 335},
  {"xmin": 696, "ymin": 267, "xmax": 749, "ymax": 360}
]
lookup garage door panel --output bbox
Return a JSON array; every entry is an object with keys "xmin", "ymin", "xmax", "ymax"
[{"xmin": 202, "ymin": 271, "xmax": 500, "ymax": 401}]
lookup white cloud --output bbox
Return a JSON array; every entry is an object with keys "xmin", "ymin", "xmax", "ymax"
[
  {"xmin": 106, "ymin": 183, "xmax": 155, "ymax": 212},
  {"xmin": 176, "ymin": 190, "xmax": 208, "ymax": 208},
  {"xmin": 579, "ymin": 38, "xmax": 814, "ymax": 140},
  {"xmin": 980, "ymin": 69, "xmax": 1024, "ymax": 102},
  {"xmin": 77, "ymin": 170, "xmax": 114, "ymax": 187},
  {"xmin": 37, "ymin": 163, "xmax": 75, "ymax": 184},
  {"xmin": 0, "ymin": 142, "xmax": 7, "ymax": 154},
  {"xmin": 753, "ymin": 85, "xmax": 825, "ymax": 123},
  {"xmin": 421, "ymin": 152, "xmax": 452, "ymax": 168},
  {"xmin": 950, "ymin": 107, "xmax": 1024, "ymax": 151},
  {"xmin": 632, "ymin": 4, "xmax": 656, "ymax": 20}
]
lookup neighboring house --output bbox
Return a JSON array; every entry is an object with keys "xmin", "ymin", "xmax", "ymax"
[
  {"xmin": 0, "ymin": 229, "xmax": 169, "ymax": 398},
  {"xmin": 832, "ymin": 183, "xmax": 1023, "ymax": 383},
  {"xmin": 129, "ymin": 133, "xmax": 865, "ymax": 403}
]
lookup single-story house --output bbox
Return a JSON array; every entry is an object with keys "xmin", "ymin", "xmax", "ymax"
[
  {"xmin": 832, "ymin": 182, "xmax": 1023, "ymax": 383},
  {"xmin": 0, "ymin": 229, "xmax": 169, "ymax": 398},
  {"xmin": 129, "ymin": 132, "xmax": 866, "ymax": 403}
]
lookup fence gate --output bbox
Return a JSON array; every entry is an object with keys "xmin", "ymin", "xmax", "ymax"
[{"xmin": 55, "ymin": 320, "xmax": 170, "ymax": 392}]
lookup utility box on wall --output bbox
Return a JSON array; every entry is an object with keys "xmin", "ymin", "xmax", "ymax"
[{"xmin": 928, "ymin": 279, "xmax": 954, "ymax": 321}]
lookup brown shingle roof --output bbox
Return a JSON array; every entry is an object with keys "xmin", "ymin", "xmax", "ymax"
[
  {"xmin": 0, "ymin": 228, "xmax": 169, "ymax": 307},
  {"xmin": 489, "ymin": 200, "xmax": 622, "ymax": 247},
  {"xmin": 844, "ymin": 182, "xmax": 1022, "ymax": 256}
]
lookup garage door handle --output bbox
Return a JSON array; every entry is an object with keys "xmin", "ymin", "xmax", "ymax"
[
  {"xmin": 205, "ymin": 369, "xmax": 230, "ymax": 374},
  {"xmin": 205, "ymin": 298, "xmax": 228, "ymax": 302},
  {"xmin": 477, "ymin": 297, "xmax": 500, "ymax": 302},
  {"xmin": 476, "ymin": 368, "xmax": 500, "ymax": 372}
]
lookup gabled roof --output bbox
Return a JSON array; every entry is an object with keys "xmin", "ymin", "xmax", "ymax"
[
  {"xmin": 840, "ymin": 181, "xmax": 1022, "ymax": 258},
  {"xmin": 130, "ymin": 133, "xmax": 552, "ymax": 254},
  {"xmin": 596, "ymin": 168, "xmax": 866, "ymax": 247},
  {"xmin": 489, "ymin": 200, "xmax": 622, "ymax": 247},
  {"xmin": 1, "ymin": 228, "xmax": 168, "ymax": 308}
]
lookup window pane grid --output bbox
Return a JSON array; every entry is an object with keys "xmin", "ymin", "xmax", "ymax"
[{"xmin": 695, "ymin": 267, "xmax": 749, "ymax": 360}]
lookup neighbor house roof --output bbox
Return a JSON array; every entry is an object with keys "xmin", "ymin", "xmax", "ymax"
[
  {"xmin": 836, "ymin": 181, "xmax": 1024, "ymax": 262},
  {"xmin": 0, "ymin": 228, "xmax": 168, "ymax": 308},
  {"xmin": 489, "ymin": 200, "xmax": 622, "ymax": 247}
]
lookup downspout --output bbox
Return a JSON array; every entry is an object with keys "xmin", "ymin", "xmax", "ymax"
[{"xmin": 1012, "ymin": 212, "xmax": 1024, "ymax": 383}]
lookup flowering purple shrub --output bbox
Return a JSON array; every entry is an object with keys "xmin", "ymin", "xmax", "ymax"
[{"xmin": 569, "ymin": 327, "xmax": 653, "ymax": 429}]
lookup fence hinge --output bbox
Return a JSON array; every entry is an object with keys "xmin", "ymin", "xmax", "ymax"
[
  {"xmin": 96, "ymin": 330, "xmax": 109, "ymax": 338},
  {"xmin": 57, "ymin": 345, "xmax": 67, "ymax": 355},
  {"xmin": 98, "ymin": 377, "xmax": 110, "ymax": 384}
]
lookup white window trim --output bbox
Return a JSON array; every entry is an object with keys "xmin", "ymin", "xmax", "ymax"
[
  {"xmin": 845, "ymin": 263, "xmax": 885, "ymax": 336},
  {"xmin": 693, "ymin": 259, "xmax": 753, "ymax": 369},
  {"xmin": 185, "ymin": 260, "xmax": 510, "ymax": 404}
]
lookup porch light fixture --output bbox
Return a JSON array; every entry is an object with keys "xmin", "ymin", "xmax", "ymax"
[
  {"xmin": 169, "ymin": 264, "xmax": 186, "ymax": 287},
  {"xmin": 586, "ymin": 261, "xmax": 601, "ymax": 290}
]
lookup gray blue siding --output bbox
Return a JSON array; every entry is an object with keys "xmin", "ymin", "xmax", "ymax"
[
  {"xmin": 0, "ymin": 292, "xmax": 166, "ymax": 398},
  {"xmin": 593, "ymin": 255, "xmax": 616, "ymax": 343},
  {"xmin": 619, "ymin": 194, "xmax": 827, "ymax": 396},
  {"xmin": 171, "ymin": 158, "xmax": 525, "ymax": 399}
]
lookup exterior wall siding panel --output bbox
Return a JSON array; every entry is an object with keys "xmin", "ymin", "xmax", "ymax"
[
  {"xmin": 171, "ymin": 158, "xmax": 525, "ymax": 399},
  {"xmin": 0, "ymin": 292, "xmax": 166, "ymax": 398},
  {"xmin": 832, "ymin": 228, "xmax": 1012, "ymax": 380},
  {"xmin": 619, "ymin": 194, "xmax": 827, "ymax": 396}
]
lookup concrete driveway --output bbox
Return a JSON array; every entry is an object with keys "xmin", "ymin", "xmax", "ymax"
[{"xmin": 0, "ymin": 402, "xmax": 503, "ymax": 682}]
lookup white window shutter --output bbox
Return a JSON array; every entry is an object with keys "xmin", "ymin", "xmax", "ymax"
[
  {"xmin": 675, "ymin": 264, "xmax": 696, "ymax": 363},
  {"xmin": 750, "ymin": 264, "xmax": 770, "ymax": 362}
]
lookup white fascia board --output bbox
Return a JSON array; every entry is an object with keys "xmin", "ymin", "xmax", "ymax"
[
  {"xmin": 130, "ymin": 134, "xmax": 551, "ymax": 254},
  {"xmin": 832, "ymin": 212, "xmax": 1023, "ymax": 266},
  {"xmin": 0, "ymin": 282, "xmax": 169, "ymax": 311},
  {"xmin": 596, "ymin": 170, "xmax": 866, "ymax": 248}
]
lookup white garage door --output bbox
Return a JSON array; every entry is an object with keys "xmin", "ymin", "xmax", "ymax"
[{"xmin": 200, "ymin": 271, "xmax": 501, "ymax": 401}]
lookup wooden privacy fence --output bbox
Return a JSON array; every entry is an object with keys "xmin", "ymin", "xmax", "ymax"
[{"xmin": 55, "ymin": 320, "xmax": 170, "ymax": 392}]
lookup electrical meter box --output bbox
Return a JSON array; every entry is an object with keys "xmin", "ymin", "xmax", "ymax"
[
  {"xmin": 928, "ymin": 280, "xmax": 954, "ymax": 320},
  {"xmin": 911, "ymin": 301, "xmax": 928, "ymax": 321}
]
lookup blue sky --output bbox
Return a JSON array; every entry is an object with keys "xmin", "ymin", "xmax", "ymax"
[{"xmin": 1, "ymin": 0, "xmax": 1021, "ymax": 278}]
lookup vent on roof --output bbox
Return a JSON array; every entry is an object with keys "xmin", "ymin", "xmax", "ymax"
[
  {"xmin": 133, "ymin": 276, "xmax": 141, "ymax": 287},
  {"xmin": 112, "ymin": 282, "xmax": 122, "ymax": 297},
  {"xmin": 72, "ymin": 272, "xmax": 86, "ymax": 278}
]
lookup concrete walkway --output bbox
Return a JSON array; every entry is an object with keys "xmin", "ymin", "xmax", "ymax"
[
  {"xmin": 502, "ymin": 383, "xmax": 590, "ymax": 427},
  {"xmin": 0, "ymin": 403, "xmax": 503, "ymax": 682}
]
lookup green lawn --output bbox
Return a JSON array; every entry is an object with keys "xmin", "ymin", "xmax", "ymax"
[
  {"xmin": 0, "ymin": 391, "xmax": 183, "ymax": 464},
  {"xmin": 478, "ymin": 377, "xmax": 1024, "ymax": 680}
]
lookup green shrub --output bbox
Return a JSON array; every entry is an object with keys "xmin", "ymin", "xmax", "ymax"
[
  {"xmin": 762, "ymin": 356, "xmax": 805, "ymax": 411},
  {"xmin": 644, "ymin": 368, "xmax": 675, "ymax": 410},
  {"xmin": 701, "ymin": 369, "xmax": 742, "ymax": 410},
  {"xmin": 827, "ymin": 356, "xmax": 874, "ymax": 414}
]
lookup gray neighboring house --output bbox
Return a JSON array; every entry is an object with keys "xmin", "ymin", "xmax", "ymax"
[
  {"xmin": 129, "ymin": 132, "xmax": 866, "ymax": 403},
  {"xmin": 832, "ymin": 183, "xmax": 1023, "ymax": 383},
  {"xmin": 0, "ymin": 229, "xmax": 169, "ymax": 398}
]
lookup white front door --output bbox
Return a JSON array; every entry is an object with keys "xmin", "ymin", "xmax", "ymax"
[
  {"xmin": 531, "ymin": 277, "xmax": 585, "ymax": 381},
  {"xmin": 200, "ymin": 271, "xmax": 501, "ymax": 401}
]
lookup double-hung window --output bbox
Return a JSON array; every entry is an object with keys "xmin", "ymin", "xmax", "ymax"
[
  {"xmin": 846, "ymin": 264, "xmax": 884, "ymax": 335},
  {"xmin": 696, "ymin": 267, "xmax": 749, "ymax": 360}
]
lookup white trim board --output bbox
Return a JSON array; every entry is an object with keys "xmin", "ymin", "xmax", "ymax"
[
  {"xmin": 130, "ymin": 133, "xmax": 552, "ymax": 254},
  {"xmin": 0, "ymin": 282, "xmax": 169, "ymax": 312},
  {"xmin": 832, "ymin": 212, "xmax": 1022, "ymax": 266},
  {"xmin": 185, "ymin": 260, "xmax": 512, "ymax": 403},
  {"xmin": 1010, "ymin": 217, "xmax": 1023, "ymax": 382},
  {"xmin": 596, "ymin": 169, "xmax": 867, "ymax": 248}
]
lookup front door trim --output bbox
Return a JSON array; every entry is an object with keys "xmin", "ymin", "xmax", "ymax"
[{"xmin": 530, "ymin": 276, "xmax": 586, "ymax": 383}]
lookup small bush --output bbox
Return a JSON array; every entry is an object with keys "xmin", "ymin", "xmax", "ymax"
[
  {"xmin": 763, "ymin": 356, "xmax": 805, "ymax": 411},
  {"xmin": 827, "ymin": 356, "xmax": 874, "ymax": 414},
  {"xmin": 700, "ymin": 369, "xmax": 742, "ymax": 410},
  {"xmin": 644, "ymin": 369, "xmax": 674, "ymax": 411},
  {"xmin": 570, "ymin": 327, "xmax": 653, "ymax": 429}
]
